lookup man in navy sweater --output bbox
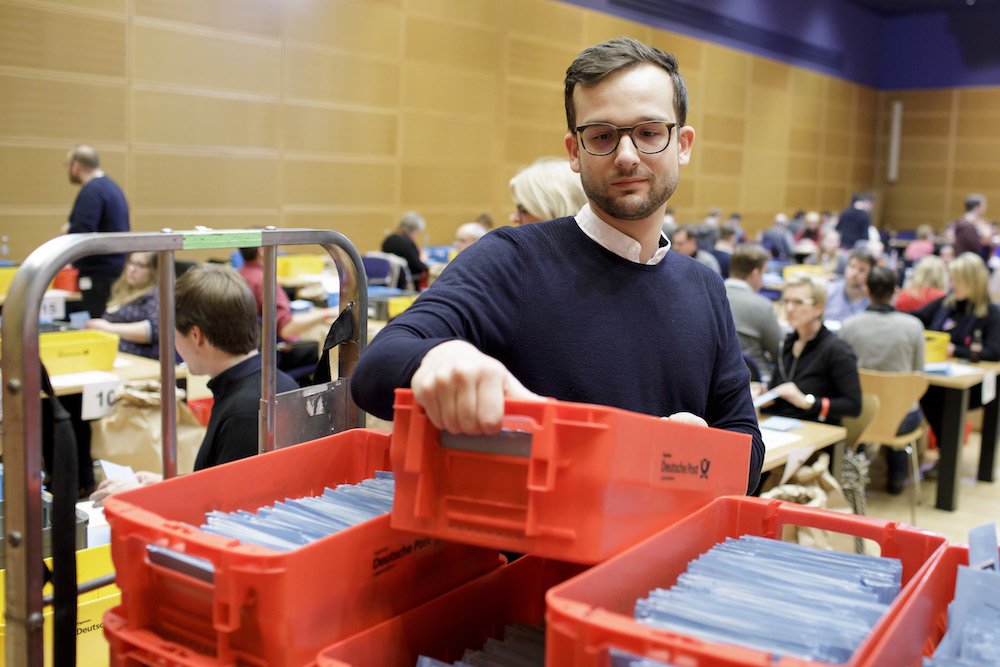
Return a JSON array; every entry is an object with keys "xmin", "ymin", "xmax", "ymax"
[
  {"xmin": 351, "ymin": 38, "xmax": 764, "ymax": 492},
  {"xmin": 63, "ymin": 145, "xmax": 130, "ymax": 317}
]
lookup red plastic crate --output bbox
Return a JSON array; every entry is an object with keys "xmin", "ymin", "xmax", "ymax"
[
  {"xmin": 101, "ymin": 428, "xmax": 503, "ymax": 667},
  {"xmin": 544, "ymin": 496, "xmax": 948, "ymax": 667},
  {"xmin": 861, "ymin": 544, "xmax": 996, "ymax": 667},
  {"xmin": 316, "ymin": 555, "xmax": 588, "ymax": 667},
  {"xmin": 389, "ymin": 389, "xmax": 753, "ymax": 564},
  {"xmin": 186, "ymin": 397, "xmax": 213, "ymax": 427}
]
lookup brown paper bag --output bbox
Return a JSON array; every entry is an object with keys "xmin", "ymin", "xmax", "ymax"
[{"xmin": 90, "ymin": 380, "xmax": 205, "ymax": 475}]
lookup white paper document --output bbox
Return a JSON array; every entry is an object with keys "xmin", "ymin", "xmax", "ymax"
[{"xmin": 99, "ymin": 459, "xmax": 137, "ymax": 484}]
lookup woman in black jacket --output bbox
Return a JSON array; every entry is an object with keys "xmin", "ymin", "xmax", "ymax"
[
  {"xmin": 764, "ymin": 274, "xmax": 862, "ymax": 425},
  {"xmin": 914, "ymin": 251, "xmax": 1000, "ymax": 362}
]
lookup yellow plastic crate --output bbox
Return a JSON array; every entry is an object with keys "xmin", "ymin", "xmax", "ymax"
[
  {"xmin": 276, "ymin": 253, "xmax": 326, "ymax": 277},
  {"xmin": 0, "ymin": 544, "xmax": 121, "ymax": 667},
  {"xmin": 0, "ymin": 331, "xmax": 119, "ymax": 375},
  {"xmin": 388, "ymin": 294, "xmax": 419, "ymax": 319},
  {"xmin": 925, "ymin": 330, "xmax": 950, "ymax": 363},
  {"xmin": 0, "ymin": 266, "xmax": 16, "ymax": 295},
  {"xmin": 782, "ymin": 263, "xmax": 827, "ymax": 280}
]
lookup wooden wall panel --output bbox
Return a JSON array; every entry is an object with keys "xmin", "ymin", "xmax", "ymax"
[
  {"xmin": 402, "ymin": 64, "xmax": 495, "ymax": 116},
  {"xmin": 285, "ymin": 48, "xmax": 400, "ymax": 108},
  {"xmin": 8, "ymin": 0, "xmax": 990, "ymax": 260},
  {"xmin": 284, "ymin": 105, "xmax": 397, "ymax": 156},
  {"xmin": 404, "ymin": 16, "xmax": 499, "ymax": 73},
  {"xmin": 0, "ymin": 4, "xmax": 125, "ymax": 77},
  {"xmin": 283, "ymin": 161, "xmax": 397, "ymax": 207},
  {"xmin": 407, "ymin": 0, "xmax": 502, "ymax": 27},
  {"xmin": 134, "ymin": 0, "xmax": 281, "ymax": 37},
  {"xmin": 133, "ymin": 154, "xmax": 279, "ymax": 208},
  {"xmin": 402, "ymin": 114, "xmax": 493, "ymax": 162},
  {"xmin": 285, "ymin": 0, "xmax": 401, "ymax": 57},
  {"xmin": 401, "ymin": 165, "xmax": 493, "ymax": 207},
  {"xmin": 134, "ymin": 25, "xmax": 280, "ymax": 95},
  {"xmin": 135, "ymin": 90, "xmax": 279, "ymax": 148},
  {"xmin": 0, "ymin": 75, "xmax": 127, "ymax": 142}
]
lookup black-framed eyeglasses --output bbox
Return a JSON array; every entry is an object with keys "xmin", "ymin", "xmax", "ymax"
[{"xmin": 575, "ymin": 121, "xmax": 679, "ymax": 156}]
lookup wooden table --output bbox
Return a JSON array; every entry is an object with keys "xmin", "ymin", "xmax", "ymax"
[
  {"xmin": 49, "ymin": 352, "xmax": 188, "ymax": 397},
  {"xmin": 922, "ymin": 361, "xmax": 999, "ymax": 511},
  {"xmin": 760, "ymin": 418, "xmax": 846, "ymax": 478}
]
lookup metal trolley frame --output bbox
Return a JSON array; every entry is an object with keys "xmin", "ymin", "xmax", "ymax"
[{"xmin": 1, "ymin": 227, "xmax": 368, "ymax": 665}]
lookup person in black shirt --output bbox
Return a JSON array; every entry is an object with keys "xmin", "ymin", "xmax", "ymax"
[
  {"xmin": 381, "ymin": 211, "xmax": 429, "ymax": 288},
  {"xmin": 90, "ymin": 264, "xmax": 297, "ymax": 504}
]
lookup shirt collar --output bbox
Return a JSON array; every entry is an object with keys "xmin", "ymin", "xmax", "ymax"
[
  {"xmin": 724, "ymin": 278, "xmax": 753, "ymax": 291},
  {"xmin": 207, "ymin": 353, "xmax": 261, "ymax": 400},
  {"xmin": 574, "ymin": 203, "xmax": 670, "ymax": 265}
]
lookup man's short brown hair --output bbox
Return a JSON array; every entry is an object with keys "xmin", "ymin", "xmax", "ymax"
[
  {"xmin": 175, "ymin": 264, "xmax": 259, "ymax": 355},
  {"xmin": 728, "ymin": 243, "xmax": 770, "ymax": 280}
]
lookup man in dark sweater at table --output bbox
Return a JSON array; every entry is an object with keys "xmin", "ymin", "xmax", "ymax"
[
  {"xmin": 90, "ymin": 264, "xmax": 298, "ymax": 504},
  {"xmin": 62, "ymin": 145, "xmax": 130, "ymax": 317},
  {"xmin": 351, "ymin": 37, "xmax": 764, "ymax": 493}
]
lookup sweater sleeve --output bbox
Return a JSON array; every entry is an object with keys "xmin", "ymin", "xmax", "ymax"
[
  {"xmin": 352, "ymin": 230, "xmax": 525, "ymax": 420},
  {"xmin": 824, "ymin": 339, "xmax": 862, "ymax": 421}
]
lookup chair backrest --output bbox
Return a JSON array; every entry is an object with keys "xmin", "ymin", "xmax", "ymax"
[
  {"xmin": 365, "ymin": 251, "xmax": 412, "ymax": 289},
  {"xmin": 361, "ymin": 255, "xmax": 398, "ymax": 287},
  {"xmin": 842, "ymin": 393, "xmax": 880, "ymax": 450},
  {"xmin": 857, "ymin": 370, "xmax": 930, "ymax": 442}
]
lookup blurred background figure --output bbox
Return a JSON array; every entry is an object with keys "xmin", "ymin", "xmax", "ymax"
[
  {"xmin": 382, "ymin": 211, "xmax": 429, "ymax": 288},
  {"xmin": 509, "ymin": 157, "xmax": 587, "ymax": 225},
  {"xmin": 808, "ymin": 228, "xmax": 849, "ymax": 277},
  {"xmin": 62, "ymin": 144, "xmax": 130, "ymax": 318},
  {"xmin": 83, "ymin": 251, "xmax": 160, "ymax": 360},
  {"xmin": 453, "ymin": 221, "xmax": 488, "ymax": 254},
  {"xmin": 903, "ymin": 224, "xmax": 937, "ymax": 263},
  {"xmin": 760, "ymin": 213, "xmax": 795, "ymax": 260},
  {"xmin": 896, "ymin": 254, "xmax": 949, "ymax": 313},
  {"xmin": 475, "ymin": 211, "xmax": 494, "ymax": 229},
  {"xmin": 837, "ymin": 191, "xmax": 874, "ymax": 251}
]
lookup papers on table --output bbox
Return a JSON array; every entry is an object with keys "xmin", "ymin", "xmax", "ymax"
[
  {"xmin": 48, "ymin": 369, "xmax": 121, "ymax": 389},
  {"xmin": 100, "ymin": 459, "xmax": 137, "ymax": 484},
  {"xmin": 924, "ymin": 361, "xmax": 982, "ymax": 376},
  {"xmin": 759, "ymin": 416, "xmax": 804, "ymax": 432}
]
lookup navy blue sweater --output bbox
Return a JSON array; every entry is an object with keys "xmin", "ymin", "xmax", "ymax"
[
  {"xmin": 352, "ymin": 217, "xmax": 764, "ymax": 492},
  {"xmin": 68, "ymin": 176, "xmax": 130, "ymax": 277}
]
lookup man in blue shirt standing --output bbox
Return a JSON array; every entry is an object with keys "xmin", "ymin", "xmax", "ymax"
[{"xmin": 62, "ymin": 145, "xmax": 130, "ymax": 317}]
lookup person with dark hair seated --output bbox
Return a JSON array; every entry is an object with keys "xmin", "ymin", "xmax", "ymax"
[
  {"xmin": 90, "ymin": 264, "xmax": 299, "ymax": 504},
  {"xmin": 841, "ymin": 265, "xmax": 925, "ymax": 494}
]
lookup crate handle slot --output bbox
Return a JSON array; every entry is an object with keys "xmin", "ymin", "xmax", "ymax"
[
  {"xmin": 439, "ymin": 417, "xmax": 533, "ymax": 458},
  {"xmin": 146, "ymin": 544, "xmax": 215, "ymax": 584}
]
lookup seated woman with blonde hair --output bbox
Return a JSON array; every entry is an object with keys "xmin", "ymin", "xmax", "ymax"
[
  {"xmin": 83, "ymin": 251, "xmax": 161, "ymax": 359},
  {"xmin": 914, "ymin": 252, "xmax": 1000, "ymax": 361},
  {"xmin": 508, "ymin": 157, "xmax": 587, "ymax": 225},
  {"xmin": 896, "ymin": 254, "xmax": 948, "ymax": 313}
]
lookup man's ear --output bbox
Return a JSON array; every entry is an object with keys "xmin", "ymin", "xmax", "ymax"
[
  {"xmin": 565, "ymin": 132, "xmax": 581, "ymax": 173},
  {"xmin": 677, "ymin": 125, "xmax": 695, "ymax": 167}
]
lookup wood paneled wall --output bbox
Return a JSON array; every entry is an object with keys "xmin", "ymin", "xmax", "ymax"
[
  {"xmin": 0, "ymin": 0, "xmax": 901, "ymax": 265},
  {"xmin": 874, "ymin": 87, "xmax": 1000, "ymax": 232}
]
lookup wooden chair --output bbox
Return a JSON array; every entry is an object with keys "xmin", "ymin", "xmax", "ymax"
[
  {"xmin": 855, "ymin": 370, "xmax": 930, "ymax": 525},
  {"xmin": 842, "ymin": 393, "xmax": 880, "ymax": 452}
]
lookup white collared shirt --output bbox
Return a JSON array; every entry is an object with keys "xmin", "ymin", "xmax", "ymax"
[{"xmin": 574, "ymin": 203, "xmax": 671, "ymax": 265}]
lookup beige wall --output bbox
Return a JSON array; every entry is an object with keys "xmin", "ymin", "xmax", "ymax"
[
  {"xmin": 874, "ymin": 87, "xmax": 1000, "ymax": 232},
  {"xmin": 0, "ymin": 0, "xmax": 891, "ymax": 265}
]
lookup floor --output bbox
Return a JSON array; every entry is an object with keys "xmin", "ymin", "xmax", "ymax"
[{"xmin": 848, "ymin": 429, "xmax": 999, "ymax": 546}]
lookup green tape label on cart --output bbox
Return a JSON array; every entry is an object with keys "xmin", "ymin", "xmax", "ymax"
[{"xmin": 181, "ymin": 230, "xmax": 263, "ymax": 250}]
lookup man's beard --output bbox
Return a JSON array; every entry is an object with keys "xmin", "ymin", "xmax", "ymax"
[{"xmin": 581, "ymin": 168, "xmax": 676, "ymax": 221}]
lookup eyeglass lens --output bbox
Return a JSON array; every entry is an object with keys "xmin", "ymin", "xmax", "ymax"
[{"xmin": 578, "ymin": 122, "xmax": 674, "ymax": 156}]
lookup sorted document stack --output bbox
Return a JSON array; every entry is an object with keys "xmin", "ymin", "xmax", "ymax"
[
  {"xmin": 925, "ymin": 524, "xmax": 1000, "ymax": 666},
  {"xmin": 415, "ymin": 623, "xmax": 545, "ymax": 667},
  {"xmin": 200, "ymin": 471, "xmax": 394, "ymax": 551},
  {"xmin": 633, "ymin": 535, "xmax": 902, "ymax": 663}
]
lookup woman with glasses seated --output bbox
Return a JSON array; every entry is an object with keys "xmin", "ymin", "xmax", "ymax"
[
  {"xmin": 83, "ymin": 251, "xmax": 161, "ymax": 360},
  {"xmin": 508, "ymin": 157, "xmax": 587, "ymax": 225},
  {"xmin": 761, "ymin": 274, "xmax": 861, "ymax": 425}
]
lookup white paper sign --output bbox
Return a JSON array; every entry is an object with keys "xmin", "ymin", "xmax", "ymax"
[
  {"xmin": 81, "ymin": 379, "xmax": 121, "ymax": 420},
  {"xmin": 40, "ymin": 296, "xmax": 66, "ymax": 320},
  {"xmin": 983, "ymin": 369, "xmax": 997, "ymax": 405}
]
